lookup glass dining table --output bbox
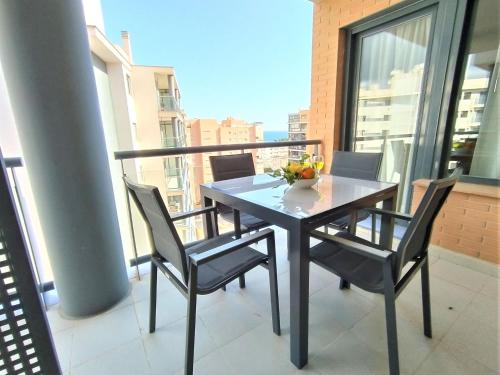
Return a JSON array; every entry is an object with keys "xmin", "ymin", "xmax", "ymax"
[{"xmin": 200, "ymin": 174, "xmax": 398, "ymax": 368}]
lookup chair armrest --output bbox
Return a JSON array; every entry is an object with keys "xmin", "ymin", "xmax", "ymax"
[
  {"xmin": 189, "ymin": 228, "xmax": 274, "ymax": 266},
  {"xmin": 365, "ymin": 207, "xmax": 413, "ymax": 221},
  {"xmin": 171, "ymin": 206, "xmax": 217, "ymax": 221},
  {"xmin": 311, "ymin": 230, "xmax": 393, "ymax": 263}
]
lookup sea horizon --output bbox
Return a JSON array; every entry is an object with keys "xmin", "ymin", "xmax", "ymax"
[{"xmin": 264, "ymin": 130, "xmax": 288, "ymax": 141}]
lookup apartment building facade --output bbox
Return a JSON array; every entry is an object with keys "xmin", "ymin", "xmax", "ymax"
[
  {"xmin": 187, "ymin": 117, "xmax": 267, "ymax": 206},
  {"xmin": 288, "ymin": 109, "xmax": 309, "ymax": 162},
  {"xmin": 129, "ymin": 62, "xmax": 190, "ymax": 215},
  {"xmin": 86, "ymin": 5, "xmax": 192, "ymax": 250}
]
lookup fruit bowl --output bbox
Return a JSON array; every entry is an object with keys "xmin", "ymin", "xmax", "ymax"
[
  {"xmin": 269, "ymin": 154, "xmax": 320, "ymax": 188},
  {"xmin": 289, "ymin": 176, "xmax": 319, "ymax": 189}
]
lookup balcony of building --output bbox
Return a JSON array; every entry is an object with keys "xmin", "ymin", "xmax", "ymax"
[{"xmin": 0, "ymin": 0, "xmax": 498, "ymax": 374}]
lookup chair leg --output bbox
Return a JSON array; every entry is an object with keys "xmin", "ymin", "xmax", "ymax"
[
  {"xmin": 185, "ymin": 269, "xmax": 198, "ymax": 375},
  {"xmin": 239, "ymin": 274, "xmax": 246, "ymax": 289},
  {"xmin": 339, "ymin": 214, "xmax": 354, "ymax": 290},
  {"xmin": 384, "ymin": 266, "xmax": 400, "ymax": 375},
  {"xmin": 371, "ymin": 213, "xmax": 377, "ymax": 244},
  {"xmin": 421, "ymin": 256, "xmax": 432, "ymax": 338},
  {"xmin": 339, "ymin": 279, "xmax": 350, "ymax": 289},
  {"xmin": 149, "ymin": 261, "xmax": 158, "ymax": 333},
  {"xmin": 267, "ymin": 234, "xmax": 281, "ymax": 335}
]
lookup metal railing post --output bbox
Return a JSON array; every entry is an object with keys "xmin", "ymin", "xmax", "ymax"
[
  {"xmin": 8, "ymin": 164, "xmax": 47, "ymax": 310},
  {"xmin": 121, "ymin": 160, "xmax": 141, "ymax": 280}
]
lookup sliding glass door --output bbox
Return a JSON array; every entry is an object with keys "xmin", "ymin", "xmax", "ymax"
[
  {"xmin": 445, "ymin": 0, "xmax": 499, "ymax": 183},
  {"xmin": 350, "ymin": 11, "xmax": 434, "ymax": 210}
]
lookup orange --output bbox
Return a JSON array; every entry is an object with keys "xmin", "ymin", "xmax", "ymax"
[{"xmin": 300, "ymin": 167, "xmax": 316, "ymax": 179}]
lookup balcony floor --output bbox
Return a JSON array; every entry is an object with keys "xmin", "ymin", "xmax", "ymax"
[{"xmin": 47, "ymin": 227, "xmax": 499, "ymax": 375}]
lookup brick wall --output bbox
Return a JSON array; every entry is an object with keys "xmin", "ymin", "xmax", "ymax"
[
  {"xmin": 309, "ymin": 0, "xmax": 403, "ymax": 171},
  {"xmin": 412, "ymin": 180, "xmax": 500, "ymax": 264}
]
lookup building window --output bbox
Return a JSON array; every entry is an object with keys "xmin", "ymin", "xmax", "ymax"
[
  {"xmin": 164, "ymin": 157, "xmax": 183, "ymax": 190},
  {"xmin": 474, "ymin": 110, "xmax": 483, "ymax": 123},
  {"xmin": 159, "ymin": 120, "xmax": 175, "ymax": 147},
  {"xmin": 446, "ymin": 0, "xmax": 499, "ymax": 180},
  {"xmin": 167, "ymin": 195, "xmax": 183, "ymax": 213}
]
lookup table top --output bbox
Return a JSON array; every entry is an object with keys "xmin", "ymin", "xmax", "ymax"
[{"xmin": 201, "ymin": 174, "xmax": 397, "ymax": 220}]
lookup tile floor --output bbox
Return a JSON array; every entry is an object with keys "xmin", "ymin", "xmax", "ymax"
[{"xmin": 47, "ymin": 227, "xmax": 499, "ymax": 375}]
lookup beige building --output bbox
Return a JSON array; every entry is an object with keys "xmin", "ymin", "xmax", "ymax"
[
  {"xmin": 88, "ymin": 13, "xmax": 192, "ymax": 246},
  {"xmin": 129, "ymin": 61, "xmax": 190, "ymax": 215},
  {"xmin": 288, "ymin": 109, "xmax": 309, "ymax": 162},
  {"xmin": 187, "ymin": 117, "xmax": 268, "ymax": 207}
]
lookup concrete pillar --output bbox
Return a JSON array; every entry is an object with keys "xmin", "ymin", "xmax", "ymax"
[{"xmin": 0, "ymin": 0, "xmax": 129, "ymax": 317}]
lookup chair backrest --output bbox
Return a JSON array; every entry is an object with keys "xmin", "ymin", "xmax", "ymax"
[
  {"xmin": 394, "ymin": 170, "xmax": 461, "ymax": 280},
  {"xmin": 330, "ymin": 151, "xmax": 383, "ymax": 181},
  {"xmin": 210, "ymin": 153, "xmax": 256, "ymax": 182},
  {"xmin": 124, "ymin": 178, "xmax": 189, "ymax": 283},
  {"xmin": 210, "ymin": 153, "xmax": 256, "ymax": 214}
]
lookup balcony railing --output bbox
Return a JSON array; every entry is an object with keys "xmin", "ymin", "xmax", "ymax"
[
  {"xmin": 4, "ymin": 157, "xmax": 51, "ymax": 309},
  {"xmin": 114, "ymin": 139, "xmax": 321, "ymax": 274},
  {"xmin": 5, "ymin": 140, "xmax": 321, "ymax": 289},
  {"xmin": 158, "ymin": 95, "xmax": 180, "ymax": 112}
]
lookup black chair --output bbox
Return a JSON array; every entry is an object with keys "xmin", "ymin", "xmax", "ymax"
[
  {"xmin": 328, "ymin": 151, "xmax": 383, "ymax": 289},
  {"xmin": 209, "ymin": 153, "xmax": 271, "ymax": 234},
  {"xmin": 309, "ymin": 171, "xmax": 460, "ymax": 375},
  {"xmin": 327, "ymin": 151, "xmax": 383, "ymax": 235},
  {"xmin": 210, "ymin": 153, "xmax": 274, "ymax": 289},
  {"xmin": 124, "ymin": 178, "xmax": 280, "ymax": 375}
]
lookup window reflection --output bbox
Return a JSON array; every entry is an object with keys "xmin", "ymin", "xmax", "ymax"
[{"xmin": 448, "ymin": 0, "xmax": 499, "ymax": 180}]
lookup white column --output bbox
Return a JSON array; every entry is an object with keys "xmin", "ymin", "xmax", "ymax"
[{"xmin": 0, "ymin": 0, "xmax": 129, "ymax": 317}]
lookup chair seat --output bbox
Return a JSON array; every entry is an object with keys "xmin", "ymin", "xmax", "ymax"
[
  {"xmin": 220, "ymin": 211, "xmax": 270, "ymax": 232},
  {"xmin": 327, "ymin": 209, "xmax": 371, "ymax": 230},
  {"xmin": 310, "ymin": 232, "xmax": 387, "ymax": 293},
  {"xmin": 186, "ymin": 234, "xmax": 268, "ymax": 293}
]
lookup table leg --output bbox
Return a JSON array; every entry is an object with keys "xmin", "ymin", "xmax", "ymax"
[
  {"xmin": 233, "ymin": 209, "xmax": 242, "ymax": 238},
  {"xmin": 287, "ymin": 230, "xmax": 291, "ymax": 260},
  {"xmin": 379, "ymin": 192, "xmax": 396, "ymax": 250},
  {"xmin": 233, "ymin": 209, "xmax": 246, "ymax": 289},
  {"xmin": 289, "ymin": 224, "xmax": 309, "ymax": 368},
  {"xmin": 202, "ymin": 196, "xmax": 215, "ymax": 239}
]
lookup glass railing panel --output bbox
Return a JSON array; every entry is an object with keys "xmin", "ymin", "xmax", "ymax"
[{"xmin": 158, "ymin": 95, "xmax": 180, "ymax": 112}]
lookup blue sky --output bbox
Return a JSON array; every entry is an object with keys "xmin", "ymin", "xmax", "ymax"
[{"xmin": 101, "ymin": 0, "xmax": 313, "ymax": 131}]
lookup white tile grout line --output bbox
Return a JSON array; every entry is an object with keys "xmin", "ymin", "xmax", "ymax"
[
  {"xmin": 69, "ymin": 336, "xmax": 144, "ymax": 373},
  {"xmin": 131, "ymin": 298, "xmax": 154, "ymax": 373}
]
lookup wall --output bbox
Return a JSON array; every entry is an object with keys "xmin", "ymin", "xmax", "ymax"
[
  {"xmin": 0, "ymin": 63, "xmax": 53, "ymax": 285},
  {"xmin": 308, "ymin": 0, "xmax": 403, "ymax": 171},
  {"xmin": 412, "ymin": 180, "xmax": 499, "ymax": 264},
  {"xmin": 130, "ymin": 66, "xmax": 169, "ymax": 200},
  {"xmin": 82, "ymin": 0, "xmax": 105, "ymax": 31},
  {"xmin": 92, "ymin": 53, "xmax": 139, "ymax": 266}
]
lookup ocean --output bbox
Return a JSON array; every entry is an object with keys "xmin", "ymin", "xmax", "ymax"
[{"xmin": 264, "ymin": 131, "xmax": 288, "ymax": 141}]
